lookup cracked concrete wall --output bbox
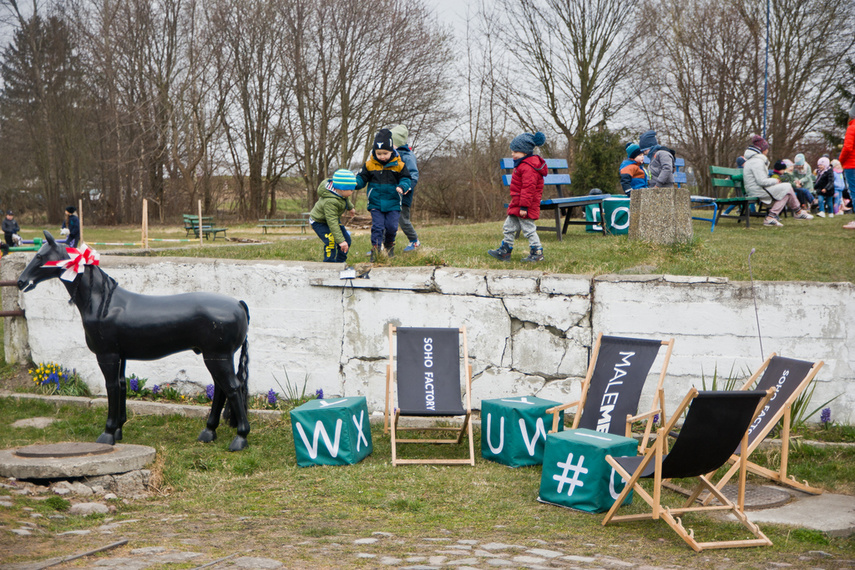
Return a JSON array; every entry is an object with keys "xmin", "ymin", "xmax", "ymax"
[{"xmin": 3, "ymin": 254, "xmax": 853, "ymax": 424}]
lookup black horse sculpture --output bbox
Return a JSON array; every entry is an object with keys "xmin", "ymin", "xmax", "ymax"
[{"xmin": 17, "ymin": 231, "xmax": 251, "ymax": 451}]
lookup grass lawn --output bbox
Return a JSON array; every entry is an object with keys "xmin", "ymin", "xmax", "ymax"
[
  {"xmin": 2, "ymin": 213, "xmax": 854, "ymax": 567},
  {"xmin": 16, "ymin": 212, "xmax": 850, "ymax": 283},
  {"xmin": 1, "ymin": 397, "xmax": 854, "ymax": 569}
]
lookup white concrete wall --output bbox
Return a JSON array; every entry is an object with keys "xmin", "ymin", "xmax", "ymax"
[{"xmin": 3, "ymin": 254, "xmax": 853, "ymax": 424}]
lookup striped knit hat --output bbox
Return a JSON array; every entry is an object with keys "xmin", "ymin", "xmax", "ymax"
[{"xmin": 331, "ymin": 169, "xmax": 357, "ymax": 190}]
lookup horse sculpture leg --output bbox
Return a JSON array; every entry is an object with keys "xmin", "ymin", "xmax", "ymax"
[
  {"xmin": 203, "ymin": 355, "xmax": 250, "ymax": 451},
  {"xmin": 198, "ymin": 383, "xmax": 227, "ymax": 443},
  {"xmin": 96, "ymin": 354, "xmax": 125, "ymax": 445}
]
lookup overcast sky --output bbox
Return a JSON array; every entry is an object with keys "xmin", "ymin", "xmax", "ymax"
[{"xmin": 428, "ymin": 0, "xmax": 481, "ymax": 33}]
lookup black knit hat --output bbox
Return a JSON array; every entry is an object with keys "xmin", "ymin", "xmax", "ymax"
[{"xmin": 373, "ymin": 129, "xmax": 394, "ymax": 153}]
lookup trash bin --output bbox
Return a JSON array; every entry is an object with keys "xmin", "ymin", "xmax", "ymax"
[{"xmin": 585, "ymin": 196, "xmax": 630, "ymax": 235}]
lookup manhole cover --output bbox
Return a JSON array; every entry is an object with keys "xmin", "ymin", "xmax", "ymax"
[
  {"xmin": 718, "ymin": 484, "xmax": 793, "ymax": 510},
  {"xmin": 14, "ymin": 442, "xmax": 115, "ymax": 458}
]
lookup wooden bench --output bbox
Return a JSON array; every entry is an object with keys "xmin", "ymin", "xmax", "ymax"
[
  {"xmin": 183, "ymin": 214, "xmax": 228, "ymax": 240},
  {"xmin": 703, "ymin": 166, "xmax": 764, "ymax": 230},
  {"xmin": 257, "ymin": 213, "xmax": 310, "ymax": 234},
  {"xmin": 500, "ymin": 158, "xmax": 608, "ymax": 240}
]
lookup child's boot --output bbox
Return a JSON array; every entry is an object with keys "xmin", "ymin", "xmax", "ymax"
[
  {"xmin": 386, "ymin": 245, "xmax": 395, "ymax": 258},
  {"xmin": 521, "ymin": 246, "xmax": 543, "ymax": 262},
  {"xmin": 369, "ymin": 246, "xmax": 380, "ymax": 263},
  {"xmin": 488, "ymin": 242, "xmax": 512, "ymax": 261}
]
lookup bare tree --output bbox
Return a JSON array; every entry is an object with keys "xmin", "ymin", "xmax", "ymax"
[
  {"xmin": 281, "ymin": 0, "xmax": 455, "ymax": 207},
  {"xmin": 0, "ymin": 1, "xmax": 92, "ymax": 222},
  {"xmin": 634, "ymin": 0, "xmax": 755, "ymax": 191},
  {"xmin": 497, "ymin": 0, "xmax": 640, "ymax": 168},
  {"xmin": 211, "ymin": 0, "xmax": 291, "ymax": 219},
  {"xmin": 743, "ymin": 0, "xmax": 855, "ymax": 158}
]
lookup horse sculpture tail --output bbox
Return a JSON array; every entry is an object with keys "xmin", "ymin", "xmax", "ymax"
[{"xmin": 225, "ymin": 301, "xmax": 250, "ymax": 428}]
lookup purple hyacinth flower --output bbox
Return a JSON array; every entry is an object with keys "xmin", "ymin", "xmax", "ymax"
[
  {"xmin": 315, "ymin": 388, "xmax": 324, "ymax": 400},
  {"xmin": 129, "ymin": 377, "xmax": 139, "ymax": 392},
  {"xmin": 206, "ymin": 384, "xmax": 215, "ymax": 400},
  {"xmin": 152, "ymin": 384, "xmax": 161, "ymax": 395},
  {"xmin": 653, "ymin": 413, "xmax": 660, "ymax": 424},
  {"xmin": 821, "ymin": 407, "xmax": 831, "ymax": 425},
  {"xmin": 267, "ymin": 389, "xmax": 277, "ymax": 405}
]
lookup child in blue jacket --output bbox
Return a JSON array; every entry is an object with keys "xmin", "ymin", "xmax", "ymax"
[{"xmin": 356, "ymin": 128, "xmax": 412, "ymax": 260}]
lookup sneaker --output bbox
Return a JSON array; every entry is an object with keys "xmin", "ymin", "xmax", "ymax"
[
  {"xmin": 403, "ymin": 241, "xmax": 420, "ymax": 252},
  {"xmin": 794, "ymin": 210, "xmax": 813, "ymax": 220},
  {"xmin": 829, "ymin": 213, "xmax": 834, "ymax": 218},
  {"xmin": 764, "ymin": 216, "xmax": 783, "ymax": 227},
  {"xmin": 817, "ymin": 211, "xmax": 826, "ymax": 218},
  {"xmin": 521, "ymin": 247, "xmax": 544, "ymax": 262},
  {"xmin": 487, "ymin": 242, "xmax": 512, "ymax": 261}
]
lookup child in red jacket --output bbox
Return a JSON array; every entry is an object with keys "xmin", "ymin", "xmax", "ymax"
[
  {"xmin": 840, "ymin": 101, "xmax": 855, "ymax": 229},
  {"xmin": 488, "ymin": 131, "xmax": 547, "ymax": 262}
]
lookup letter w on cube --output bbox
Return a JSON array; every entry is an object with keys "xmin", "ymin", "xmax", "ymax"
[{"xmin": 385, "ymin": 325, "xmax": 475, "ymax": 466}]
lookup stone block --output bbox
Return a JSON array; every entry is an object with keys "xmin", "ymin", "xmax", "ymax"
[{"xmin": 628, "ymin": 186, "xmax": 693, "ymax": 244}]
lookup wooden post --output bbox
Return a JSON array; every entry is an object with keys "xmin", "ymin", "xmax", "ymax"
[
  {"xmin": 142, "ymin": 199, "xmax": 149, "ymax": 249},
  {"xmin": 77, "ymin": 198, "xmax": 84, "ymax": 244},
  {"xmin": 198, "ymin": 200, "xmax": 203, "ymax": 246}
]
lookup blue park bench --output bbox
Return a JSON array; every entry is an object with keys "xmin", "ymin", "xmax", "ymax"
[{"xmin": 500, "ymin": 158, "xmax": 608, "ymax": 240}]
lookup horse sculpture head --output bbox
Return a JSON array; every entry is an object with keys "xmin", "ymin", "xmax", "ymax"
[{"xmin": 18, "ymin": 231, "xmax": 71, "ymax": 292}]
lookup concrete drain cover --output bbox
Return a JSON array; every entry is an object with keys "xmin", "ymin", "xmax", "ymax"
[
  {"xmin": 0, "ymin": 443, "xmax": 155, "ymax": 479},
  {"xmin": 15, "ymin": 442, "xmax": 115, "ymax": 458}
]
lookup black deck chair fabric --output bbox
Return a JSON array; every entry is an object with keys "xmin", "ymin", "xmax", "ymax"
[
  {"xmin": 736, "ymin": 357, "xmax": 814, "ymax": 455},
  {"xmin": 385, "ymin": 325, "xmax": 475, "ymax": 466},
  {"xmin": 603, "ymin": 388, "xmax": 775, "ymax": 552},
  {"xmin": 700, "ymin": 355, "xmax": 824, "ymax": 498},
  {"xmin": 612, "ymin": 390, "xmax": 768, "ymax": 479},
  {"xmin": 576, "ymin": 336, "xmax": 665, "ymax": 433},
  {"xmin": 396, "ymin": 327, "xmax": 465, "ymax": 416}
]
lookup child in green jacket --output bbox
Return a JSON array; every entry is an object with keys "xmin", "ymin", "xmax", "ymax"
[{"xmin": 309, "ymin": 169, "xmax": 357, "ymax": 262}]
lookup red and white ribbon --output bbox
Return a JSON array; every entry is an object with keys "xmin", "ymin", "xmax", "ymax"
[{"xmin": 43, "ymin": 244, "xmax": 100, "ymax": 282}]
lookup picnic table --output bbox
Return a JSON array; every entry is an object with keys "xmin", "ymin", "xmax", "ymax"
[
  {"xmin": 183, "ymin": 214, "xmax": 228, "ymax": 240},
  {"xmin": 257, "ymin": 213, "xmax": 310, "ymax": 234}
]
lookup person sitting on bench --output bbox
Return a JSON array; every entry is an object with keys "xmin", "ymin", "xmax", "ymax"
[{"xmin": 742, "ymin": 135, "xmax": 813, "ymax": 227}]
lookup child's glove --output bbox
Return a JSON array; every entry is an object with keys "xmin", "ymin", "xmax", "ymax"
[{"xmin": 60, "ymin": 227, "xmax": 70, "ymax": 236}]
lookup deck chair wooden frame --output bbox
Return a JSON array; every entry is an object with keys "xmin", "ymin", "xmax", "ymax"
[
  {"xmin": 702, "ymin": 354, "xmax": 824, "ymax": 502},
  {"xmin": 603, "ymin": 387, "xmax": 777, "ymax": 552},
  {"xmin": 384, "ymin": 324, "xmax": 475, "ymax": 466},
  {"xmin": 546, "ymin": 333, "xmax": 674, "ymax": 452}
]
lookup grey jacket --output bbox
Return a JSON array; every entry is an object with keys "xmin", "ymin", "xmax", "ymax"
[
  {"xmin": 743, "ymin": 148, "xmax": 791, "ymax": 203},
  {"xmin": 648, "ymin": 147, "xmax": 675, "ymax": 187}
]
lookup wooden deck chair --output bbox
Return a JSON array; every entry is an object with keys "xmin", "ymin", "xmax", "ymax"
[
  {"xmin": 603, "ymin": 387, "xmax": 777, "ymax": 552},
  {"xmin": 546, "ymin": 333, "xmax": 674, "ymax": 452},
  {"xmin": 701, "ymin": 354, "xmax": 824, "ymax": 502},
  {"xmin": 384, "ymin": 325, "xmax": 475, "ymax": 466}
]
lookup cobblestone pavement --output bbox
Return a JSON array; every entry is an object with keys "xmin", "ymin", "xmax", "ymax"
[{"xmin": 2, "ymin": 532, "xmax": 850, "ymax": 570}]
